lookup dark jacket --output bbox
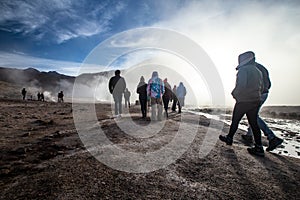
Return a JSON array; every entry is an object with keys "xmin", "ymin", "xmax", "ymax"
[
  {"xmin": 137, "ymin": 81, "xmax": 147, "ymax": 100},
  {"xmin": 231, "ymin": 60, "xmax": 263, "ymax": 102},
  {"xmin": 109, "ymin": 75, "xmax": 126, "ymax": 95},
  {"xmin": 163, "ymin": 82, "xmax": 172, "ymax": 99},
  {"xmin": 256, "ymin": 63, "xmax": 271, "ymax": 94}
]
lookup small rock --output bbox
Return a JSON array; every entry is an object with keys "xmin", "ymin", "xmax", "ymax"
[
  {"xmin": 21, "ymin": 132, "xmax": 31, "ymax": 137},
  {"xmin": 12, "ymin": 147, "xmax": 27, "ymax": 155}
]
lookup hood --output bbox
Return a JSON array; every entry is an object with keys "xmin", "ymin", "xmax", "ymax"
[
  {"xmin": 236, "ymin": 51, "xmax": 255, "ymax": 70},
  {"xmin": 152, "ymin": 71, "xmax": 158, "ymax": 78}
]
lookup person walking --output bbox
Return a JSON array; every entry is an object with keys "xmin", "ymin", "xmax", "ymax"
[
  {"xmin": 219, "ymin": 51, "xmax": 265, "ymax": 157},
  {"xmin": 241, "ymin": 58, "xmax": 283, "ymax": 151},
  {"xmin": 40, "ymin": 92, "xmax": 45, "ymax": 102},
  {"xmin": 21, "ymin": 88, "xmax": 27, "ymax": 100},
  {"xmin": 58, "ymin": 91, "xmax": 64, "ymax": 103},
  {"xmin": 124, "ymin": 88, "xmax": 131, "ymax": 108},
  {"xmin": 147, "ymin": 71, "xmax": 164, "ymax": 121},
  {"xmin": 137, "ymin": 76, "xmax": 148, "ymax": 118},
  {"xmin": 37, "ymin": 92, "xmax": 41, "ymax": 101},
  {"xmin": 171, "ymin": 85, "xmax": 177, "ymax": 112},
  {"xmin": 176, "ymin": 82, "xmax": 186, "ymax": 114},
  {"xmin": 162, "ymin": 78, "xmax": 172, "ymax": 118},
  {"xmin": 108, "ymin": 70, "xmax": 126, "ymax": 117}
]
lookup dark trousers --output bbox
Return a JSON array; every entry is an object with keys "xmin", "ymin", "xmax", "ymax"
[
  {"xmin": 172, "ymin": 98, "xmax": 177, "ymax": 111},
  {"xmin": 162, "ymin": 96, "xmax": 170, "ymax": 116},
  {"xmin": 113, "ymin": 93, "xmax": 122, "ymax": 115},
  {"xmin": 228, "ymin": 101, "xmax": 262, "ymax": 146},
  {"xmin": 139, "ymin": 98, "xmax": 147, "ymax": 118}
]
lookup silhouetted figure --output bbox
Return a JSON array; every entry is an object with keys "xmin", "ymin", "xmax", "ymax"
[
  {"xmin": 171, "ymin": 85, "xmax": 177, "ymax": 112},
  {"xmin": 176, "ymin": 82, "xmax": 186, "ymax": 114},
  {"xmin": 108, "ymin": 70, "xmax": 126, "ymax": 117},
  {"xmin": 162, "ymin": 78, "xmax": 172, "ymax": 118},
  {"xmin": 21, "ymin": 88, "xmax": 26, "ymax": 100},
  {"xmin": 147, "ymin": 71, "xmax": 164, "ymax": 121},
  {"xmin": 219, "ymin": 51, "xmax": 264, "ymax": 157},
  {"xmin": 137, "ymin": 76, "xmax": 148, "ymax": 118},
  {"xmin": 241, "ymin": 54, "xmax": 283, "ymax": 151},
  {"xmin": 58, "ymin": 91, "xmax": 64, "ymax": 103},
  {"xmin": 37, "ymin": 92, "xmax": 41, "ymax": 101},
  {"xmin": 40, "ymin": 92, "xmax": 45, "ymax": 102},
  {"xmin": 124, "ymin": 88, "xmax": 131, "ymax": 108}
]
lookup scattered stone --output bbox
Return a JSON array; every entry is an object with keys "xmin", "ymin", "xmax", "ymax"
[
  {"xmin": 12, "ymin": 147, "xmax": 27, "ymax": 155},
  {"xmin": 21, "ymin": 132, "xmax": 31, "ymax": 137},
  {"xmin": 32, "ymin": 119, "xmax": 54, "ymax": 126}
]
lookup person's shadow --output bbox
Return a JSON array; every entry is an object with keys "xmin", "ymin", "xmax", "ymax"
[
  {"xmin": 221, "ymin": 148, "xmax": 263, "ymax": 199},
  {"xmin": 254, "ymin": 152, "xmax": 300, "ymax": 196}
]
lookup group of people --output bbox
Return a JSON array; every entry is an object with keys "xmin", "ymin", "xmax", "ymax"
[
  {"xmin": 21, "ymin": 88, "xmax": 65, "ymax": 103},
  {"xmin": 108, "ymin": 70, "xmax": 187, "ymax": 120},
  {"xmin": 109, "ymin": 50, "xmax": 284, "ymax": 156},
  {"xmin": 21, "ymin": 88, "xmax": 44, "ymax": 101},
  {"xmin": 137, "ymin": 72, "xmax": 186, "ymax": 120},
  {"xmin": 37, "ymin": 92, "xmax": 45, "ymax": 101}
]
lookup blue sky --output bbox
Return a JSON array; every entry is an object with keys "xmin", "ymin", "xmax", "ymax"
[
  {"xmin": 0, "ymin": 0, "xmax": 173, "ymax": 62},
  {"xmin": 0, "ymin": 0, "xmax": 300, "ymax": 105}
]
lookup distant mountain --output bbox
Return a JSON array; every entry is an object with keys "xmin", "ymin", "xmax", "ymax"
[
  {"xmin": 0, "ymin": 67, "xmax": 75, "ymax": 91},
  {"xmin": 0, "ymin": 67, "xmax": 113, "ymax": 100}
]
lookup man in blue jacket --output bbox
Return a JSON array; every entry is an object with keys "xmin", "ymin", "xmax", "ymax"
[{"xmin": 219, "ymin": 51, "xmax": 265, "ymax": 156}]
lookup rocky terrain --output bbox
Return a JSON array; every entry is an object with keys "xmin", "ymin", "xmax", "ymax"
[{"xmin": 0, "ymin": 98, "xmax": 299, "ymax": 199}]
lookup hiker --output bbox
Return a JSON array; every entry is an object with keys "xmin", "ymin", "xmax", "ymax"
[
  {"xmin": 171, "ymin": 85, "xmax": 177, "ymax": 112},
  {"xmin": 108, "ymin": 70, "xmax": 126, "ymax": 117},
  {"xmin": 37, "ymin": 92, "xmax": 41, "ymax": 101},
  {"xmin": 40, "ymin": 92, "xmax": 44, "ymax": 102},
  {"xmin": 137, "ymin": 76, "xmax": 148, "ymax": 118},
  {"xmin": 21, "ymin": 88, "xmax": 27, "ymax": 100},
  {"xmin": 147, "ymin": 71, "xmax": 164, "ymax": 121},
  {"xmin": 176, "ymin": 82, "xmax": 187, "ymax": 114},
  {"xmin": 162, "ymin": 78, "xmax": 172, "ymax": 118},
  {"xmin": 58, "ymin": 91, "xmax": 64, "ymax": 102},
  {"xmin": 124, "ymin": 88, "xmax": 131, "ymax": 108},
  {"xmin": 241, "ymin": 55, "xmax": 283, "ymax": 151},
  {"xmin": 219, "ymin": 51, "xmax": 265, "ymax": 156}
]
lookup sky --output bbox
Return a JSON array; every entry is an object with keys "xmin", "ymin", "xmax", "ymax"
[{"xmin": 0, "ymin": 0, "xmax": 300, "ymax": 106}]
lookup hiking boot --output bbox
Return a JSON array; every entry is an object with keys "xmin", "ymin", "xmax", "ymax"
[
  {"xmin": 247, "ymin": 145, "xmax": 265, "ymax": 157},
  {"xmin": 241, "ymin": 134, "xmax": 253, "ymax": 143},
  {"xmin": 219, "ymin": 135, "xmax": 233, "ymax": 145},
  {"xmin": 266, "ymin": 137, "xmax": 284, "ymax": 152}
]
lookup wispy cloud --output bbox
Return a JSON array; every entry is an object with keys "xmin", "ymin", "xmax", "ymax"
[
  {"xmin": 0, "ymin": 51, "xmax": 105, "ymax": 76},
  {"xmin": 0, "ymin": 0, "xmax": 126, "ymax": 43}
]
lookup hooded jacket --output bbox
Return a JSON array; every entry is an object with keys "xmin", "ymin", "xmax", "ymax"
[
  {"xmin": 232, "ymin": 60, "xmax": 263, "ymax": 102},
  {"xmin": 256, "ymin": 63, "xmax": 271, "ymax": 94},
  {"xmin": 176, "ymin": 82, "xmax": 186, "ymax": 98},
  {"xmin": 147, "ymin": 71, "xmax": 165, "ymax": 98},
  {"xmin": 137, "ymin": 77, "xmax": 148, "ymax": 100}
]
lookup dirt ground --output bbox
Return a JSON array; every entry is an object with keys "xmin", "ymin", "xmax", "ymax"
[{"xmin": 0, "ymin": 98, "xmax": 299, "ymax": 199}]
